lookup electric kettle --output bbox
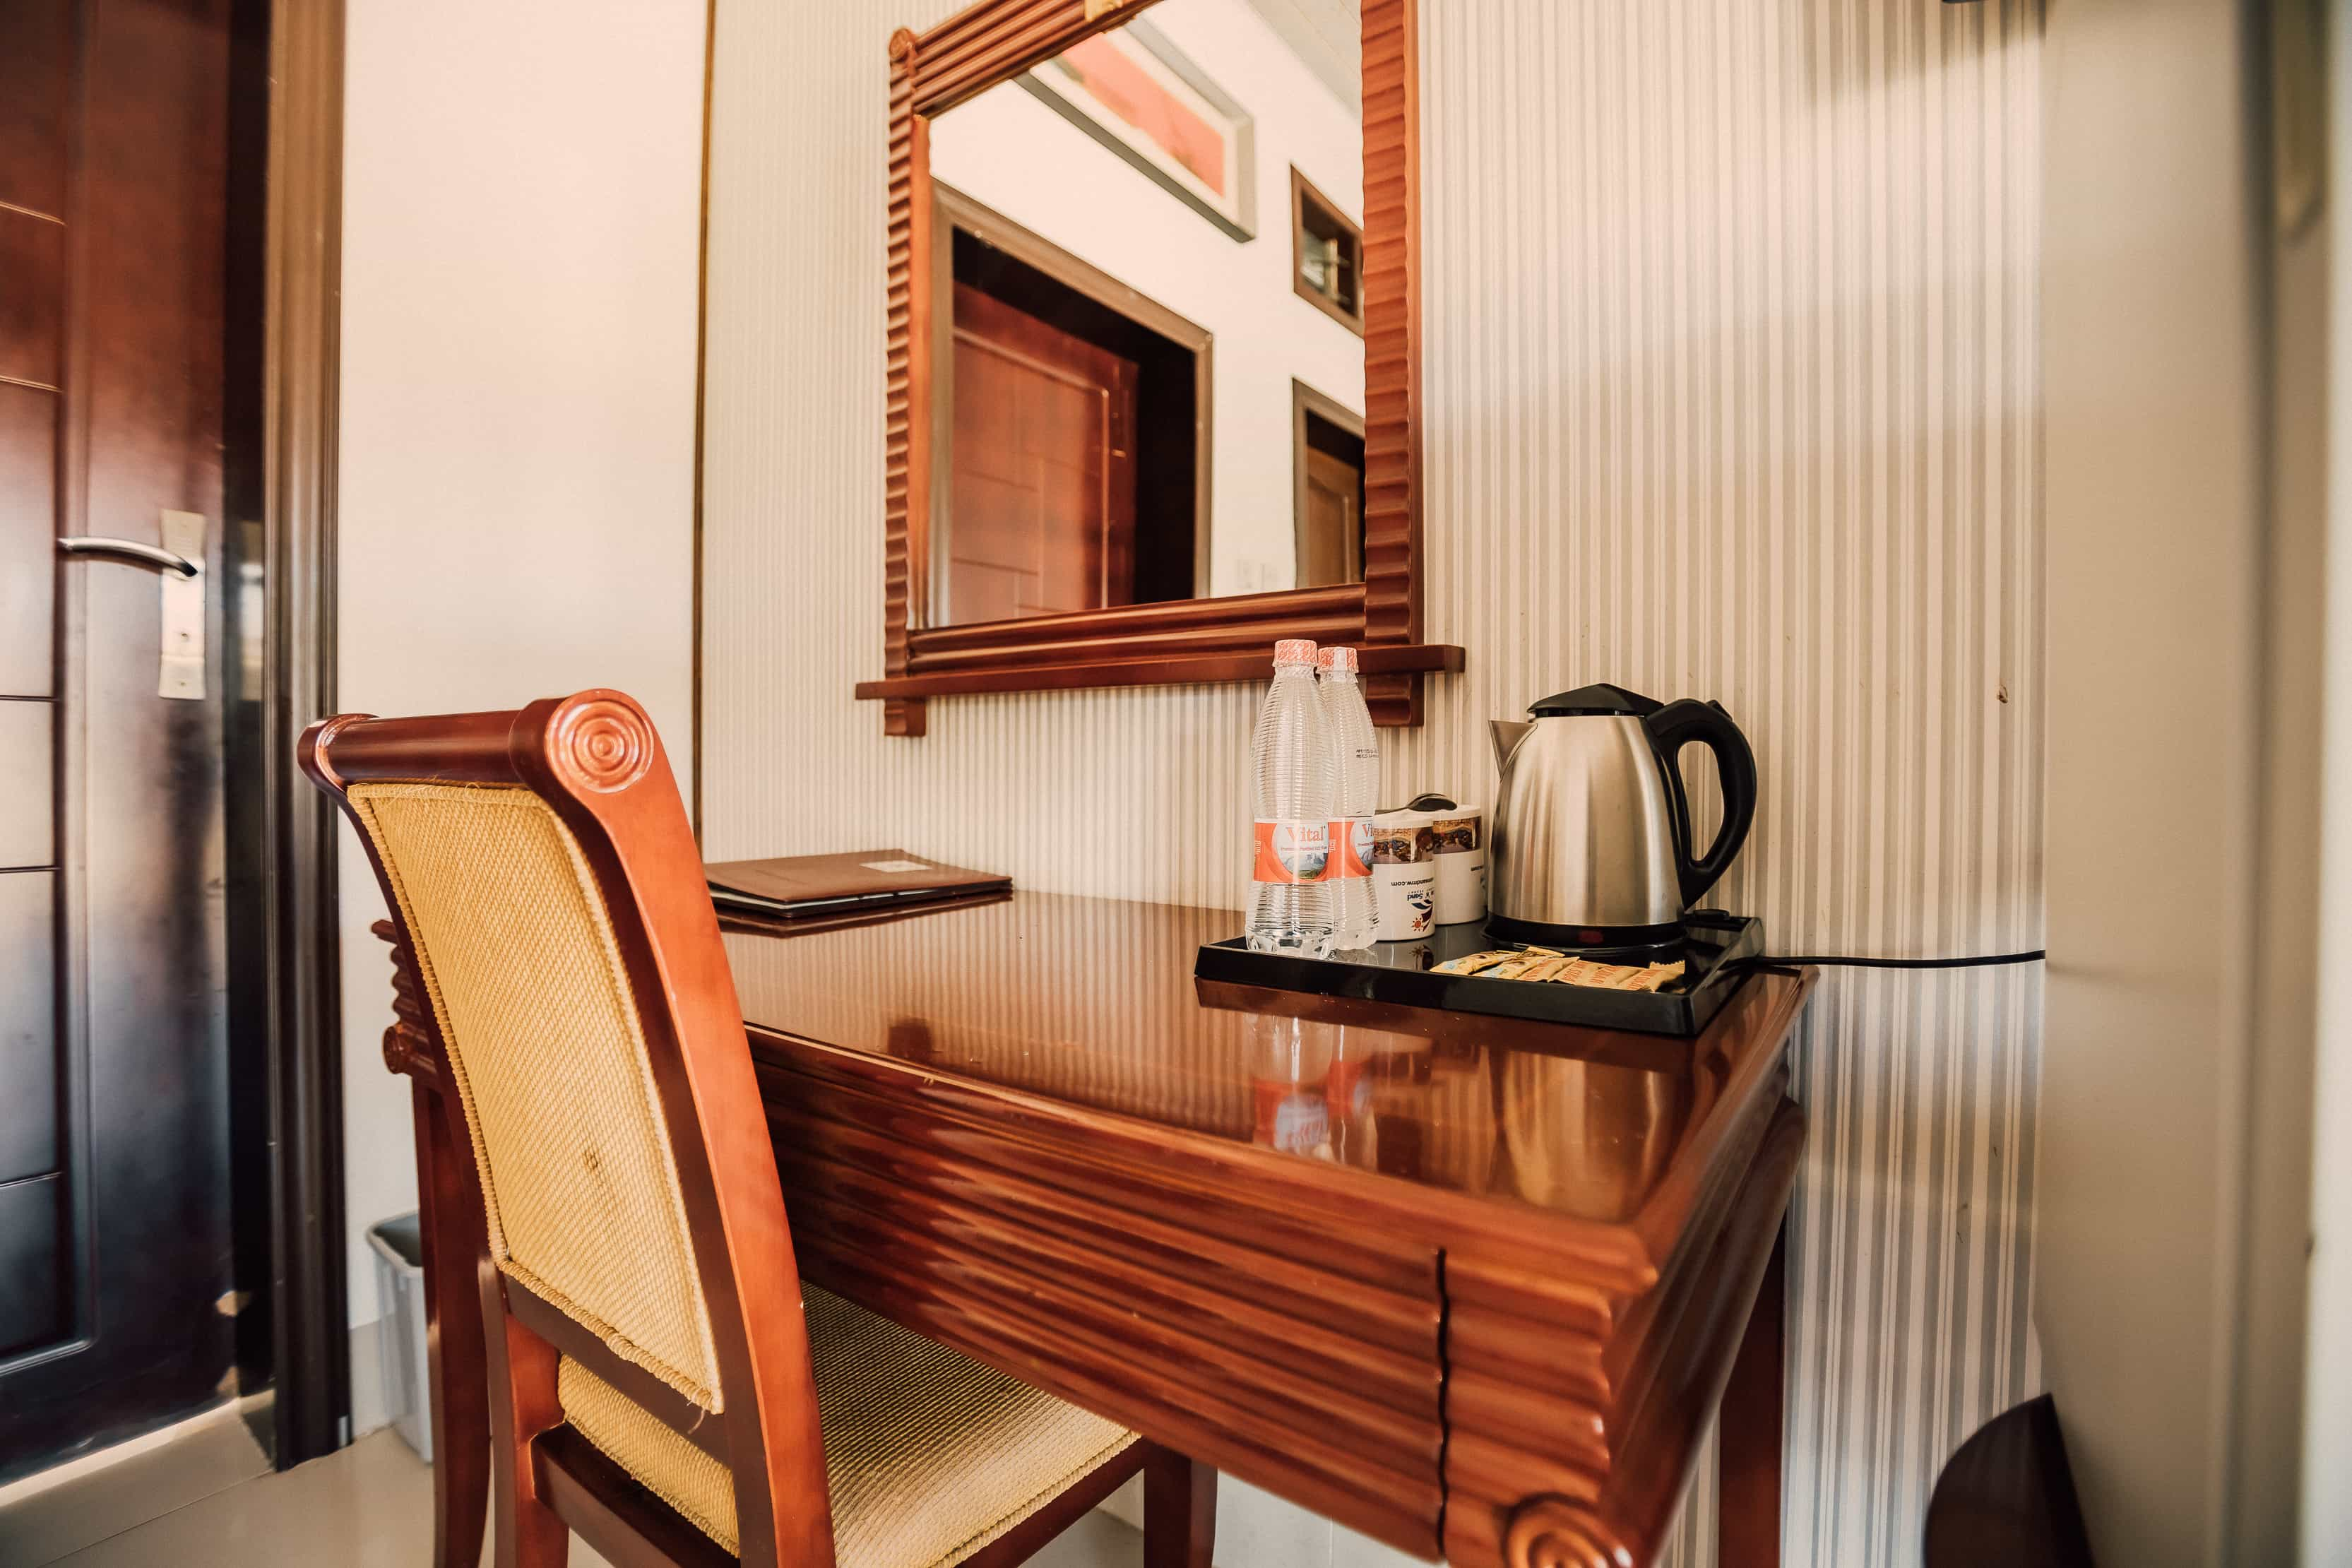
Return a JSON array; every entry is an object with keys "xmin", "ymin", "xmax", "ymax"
[{"xmin": 1486, "ymin": 683, "xmax": 1757, "ymax": 948}]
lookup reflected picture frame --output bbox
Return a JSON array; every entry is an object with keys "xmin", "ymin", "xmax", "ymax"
[{"xmin": 1017, "ymin": 18, "xmax": 1257, "ymax": 242}]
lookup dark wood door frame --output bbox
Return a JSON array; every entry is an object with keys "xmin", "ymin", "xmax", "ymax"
[
  {"xmin": 222, "ymin": 0, "xmax": 350, "ymax": 1468},
  {"xmin": 259, "ymin": 0, "xmax": 350, "ymax": 1466}
]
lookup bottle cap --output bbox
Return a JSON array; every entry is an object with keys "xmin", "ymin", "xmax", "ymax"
[
  {"xmin": 1317, "ymin": 646, "xmax": 1358, "ymax": 674},
  {"xmin": 1273, "ymin": 639, "xmax": 1319, "ymax": 667}
]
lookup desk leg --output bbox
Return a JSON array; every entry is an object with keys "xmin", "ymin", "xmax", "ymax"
[
  {"xmin": 415, "ymin": 1081, "xmax": 489, "ymax": 1568},
  {"xmin": 1717, "ymin": 1223, "xmax": 1785, "ymax": 1568},
  {"xmin": 1143, "ymin": 1447, "xmax": 1217, "ymax": 1568}
]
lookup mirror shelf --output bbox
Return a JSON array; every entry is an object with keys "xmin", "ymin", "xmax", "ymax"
[{"xmin": 867, "ymin": 0, "xmax": 1457, "ymax": 735}]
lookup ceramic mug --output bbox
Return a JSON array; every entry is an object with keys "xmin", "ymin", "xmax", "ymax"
[
  {"xmin": 1426, "ymin": 804, "xmax": 1486, "ymax": 925},
  {"xmin": 1370, "ymin": 810, "xmax": 1437, "ymax": 940},
  {"xmin": 1401, "ymin": 793, "xmax": 1487, "ymax": 925}
]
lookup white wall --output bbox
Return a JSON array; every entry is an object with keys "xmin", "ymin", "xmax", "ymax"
[
  {"xmin": 335, "ymin": 0, "xmax": 707, "ymax": 1334},
  {"xmin": 1242, "ymin": 0, "xmax": 1357, "ymax": 114},
  {"xmin": 929, "ymin": 0, "xmax": 1363, "ymax": 596},
  {"xmin": 2039, "ymin": 0, "xmax": 2327, "ymax": 1560}
]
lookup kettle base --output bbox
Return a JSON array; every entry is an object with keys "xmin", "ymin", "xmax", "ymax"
[{"xmin": 1484, "ymin": 912, "xmax": 1688, "ymax": 958}]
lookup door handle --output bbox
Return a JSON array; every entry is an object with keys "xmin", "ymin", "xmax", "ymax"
[
  {"xmin": 56, "ymin": 513, "xmax": 208, "ymax": 699},
  {"xmin": 57, "ymin": 535, "xmax": 202, "ymax": 577}
]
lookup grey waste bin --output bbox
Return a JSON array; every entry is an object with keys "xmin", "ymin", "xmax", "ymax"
[{"xmin": 367, "ymin": 1212, "xmax": 432, "ymax": 1462}]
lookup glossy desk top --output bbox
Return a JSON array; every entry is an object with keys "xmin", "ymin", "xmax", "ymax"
[{"xmin": 723, "ymin": 891, "xmax": 1812, "ymax": 1249}]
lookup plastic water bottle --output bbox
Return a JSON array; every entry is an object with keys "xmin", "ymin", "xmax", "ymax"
[
  {"xmin": 1317, "ymin": 646, "xmax": 1379, "ymax": 949},
  {"xmin": 1247, "ymin": 639, "xmax": 1336, "ymax": 955}
]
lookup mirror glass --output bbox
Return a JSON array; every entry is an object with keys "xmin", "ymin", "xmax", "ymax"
[{"xmin": 926, "ymin": 0, "xmax": 1365, "ymax": 627}]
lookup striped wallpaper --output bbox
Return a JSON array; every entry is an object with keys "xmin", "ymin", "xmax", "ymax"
[{"xmin": 701, "ymin": 1, "xmax": 2046, "ymax": 1562}]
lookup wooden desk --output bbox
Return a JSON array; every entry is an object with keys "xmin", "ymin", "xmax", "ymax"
[{"xmin": 376, "ymin": 893, "xmax": 1812, "ymax": 1568}]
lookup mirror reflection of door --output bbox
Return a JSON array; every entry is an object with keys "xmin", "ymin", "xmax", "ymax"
[
  {"xmin": 947, "ymin": 284, "xmax": 1139, "ymax": 622},
  {"xmin": 925, "ymin": 0, "xmax": 1366, "ymax": 626},
  {"xmin": 1300, "ymin": 448, "xmax": 1361, "ymax": 583},
  {"xmin": 933, "ymin": 186, "xmax": 1213, "ymax": 625},
  {"xmin": 1293, "ymin": 379, "xmax": 1366, "ymax": 588}
]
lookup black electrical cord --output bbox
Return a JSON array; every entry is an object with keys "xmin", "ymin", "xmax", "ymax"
[{"xmin": 1738, "ymin": 949, "xmax": 2045, "ymax": 971}]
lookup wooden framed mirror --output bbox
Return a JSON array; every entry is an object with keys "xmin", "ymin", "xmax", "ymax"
[{"xmin": 855, "ymin": 0, "xmax": 1458, "ymax": 736}]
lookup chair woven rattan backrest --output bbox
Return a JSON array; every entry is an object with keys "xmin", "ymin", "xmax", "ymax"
[{"xmin": 302, "ymin": 689, "xmax": 833, "ymax": 1564}]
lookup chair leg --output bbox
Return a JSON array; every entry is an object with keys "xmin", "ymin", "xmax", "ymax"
[
  {"xmin": 415, "ymin": 1082, "xmax": 489, "ymax": 1568},
  {"xmin": 1142, "ymin": 1447, "xmax": 1216, "ymax": 1568},
  {"xmin": 480, "ymin": 1259, "xmax": 570, "ymax": 1568}
]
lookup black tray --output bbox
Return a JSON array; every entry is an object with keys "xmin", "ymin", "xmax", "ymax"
[{"xmin": 1193, "ymin": 912, "xmax": 1765, "ymax": 1038}]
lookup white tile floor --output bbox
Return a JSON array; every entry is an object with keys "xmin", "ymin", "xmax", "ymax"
[
  {"xmin": 0, "ymin": 1406, "xmax": 271, "ymax": 1568},
  {"xmin": 0, "ymin": 1420, "xmax": 1142, "ymax": 1568}
]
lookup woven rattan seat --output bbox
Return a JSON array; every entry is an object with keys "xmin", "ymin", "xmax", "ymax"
[{"xmin": 559, "ymin": 1287, "xmax": 1132, "ymax": 1565}]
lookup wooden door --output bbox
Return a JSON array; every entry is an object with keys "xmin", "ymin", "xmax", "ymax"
[
  {"xmin": 944, "ymin": 282, "xmax": 1138, "ymax": 624},
  {"xmin": 0, "ymin": 0, "xmax": 236, "ymax": 1479},
  {"xmin": 1297, "ymin": 446, "xmax": 1363, "ymax": 588}
]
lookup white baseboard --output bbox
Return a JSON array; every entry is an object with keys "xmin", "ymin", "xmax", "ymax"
[{"xmin": 349, "ymin": 1318, "xmax": 393, "ymax": 1441}]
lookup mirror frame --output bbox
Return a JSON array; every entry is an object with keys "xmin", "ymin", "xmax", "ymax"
[{"xmin": 856, "ymin": 0, "xmax": 1460, "ymax": 736}]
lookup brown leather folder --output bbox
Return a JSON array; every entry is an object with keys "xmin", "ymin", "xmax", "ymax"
[{"xmin": 703, "ymin": 850, "xmax": 1011, "ymax": 920}]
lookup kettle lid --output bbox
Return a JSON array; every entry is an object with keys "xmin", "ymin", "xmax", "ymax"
[{"xmin": 1528, "ymin": 682, "xmax": 1663, "ymax": 718}]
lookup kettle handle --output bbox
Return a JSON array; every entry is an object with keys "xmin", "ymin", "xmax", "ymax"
[{"xmin": 1644, "ymin": 699, "xmax": 1758, "ymax": 908}]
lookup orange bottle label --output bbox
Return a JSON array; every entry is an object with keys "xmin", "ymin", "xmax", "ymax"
[
  {"xmin": 1330, "ymin": 817, "xmax": 1372, "ymax": 879},
  {"xmin": 1253, "ymin": 819, "xmax": 1331, "ymax": 883},
  {"xmin": 1325, "ymin": 1057, "xmax": 1370, "ymax": 1120}
]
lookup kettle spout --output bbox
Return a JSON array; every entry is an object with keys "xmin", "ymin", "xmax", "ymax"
[{"xmin": 1489, "ymin": 718, "xmax": 1533, "ymax": 771}]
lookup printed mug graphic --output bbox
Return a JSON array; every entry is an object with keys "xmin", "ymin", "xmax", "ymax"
[
  {"xmin": 1253, "ymin": 819, "xmax": 1331, "ymax": 883},
  {"xmin": 1429, "ymin": 816, "xmax": 1480, "ymax": 853},
  {"xmin": 1405, "ymin": 885, "xmax": 1435, "ymax": 929}
]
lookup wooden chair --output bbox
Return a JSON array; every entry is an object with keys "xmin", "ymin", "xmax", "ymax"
[{"xmin": 300, "ymin": 690, "xmax": 1216, "ymax": 1568}]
